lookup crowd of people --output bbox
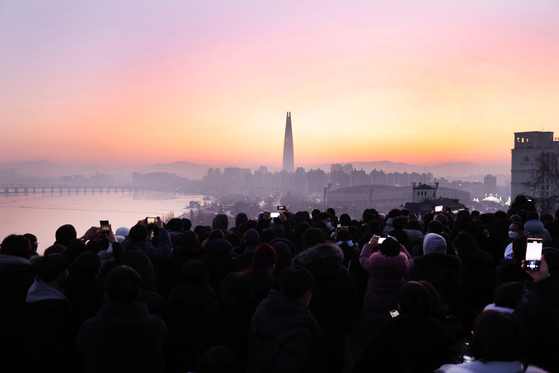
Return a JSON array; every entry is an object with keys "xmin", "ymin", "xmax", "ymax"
[{"xmin": 1, "ymin": 194, "xmax": 559, "ymax": 373}]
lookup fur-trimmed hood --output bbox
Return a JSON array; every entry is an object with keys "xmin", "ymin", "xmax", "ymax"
[
  {"xmin": 294, "ymin": 243, "xmax": 343, "ymax": 267},
  {"xmin": 369, "ymin": 251, "xmax": 412, "ymax": 273}
]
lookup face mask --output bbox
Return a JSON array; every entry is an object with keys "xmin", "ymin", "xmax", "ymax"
[
  {"xmin": 325, "ymin": 222, "xmax": 332, "ymax": 230},
  {"xmin": 508, "ymin": 231, "xmax": 518, "ymax": 239}
]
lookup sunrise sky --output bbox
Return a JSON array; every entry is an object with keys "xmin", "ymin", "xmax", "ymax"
[{"xmin": 1, "ymin": 0, "xmax": 559, "ymax": 169}]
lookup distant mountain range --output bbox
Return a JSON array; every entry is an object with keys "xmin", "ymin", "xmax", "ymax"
[
  {"xmin": 0, "ymin": 161, "xmax": 212, "ymax": 180},
  {"xmin": 0, "ymin": 160, "xmax": 509, "ymax": 180}
]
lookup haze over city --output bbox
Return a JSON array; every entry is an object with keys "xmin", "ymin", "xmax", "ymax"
[{"xmin": 2, "ymin": 1, "xmax": 559, "ymax": 170}]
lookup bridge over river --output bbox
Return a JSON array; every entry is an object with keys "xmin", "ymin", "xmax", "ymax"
[{"xmin": 1, "ymin": 185, "xmax": 137, "ymax": 194}]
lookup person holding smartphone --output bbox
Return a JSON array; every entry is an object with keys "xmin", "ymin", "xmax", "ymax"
[
  {"xmin": 359, "ymin": 235, "xmax": 413, "ymax": 335},
  {"xmin": 122, "ymin": 217, "xmax": 171, "ymax": 266}
]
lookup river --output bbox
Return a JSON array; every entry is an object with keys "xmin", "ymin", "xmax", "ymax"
[{"xmin": 0, "ymin": 191, "xmax": 209, "ymax": 255}]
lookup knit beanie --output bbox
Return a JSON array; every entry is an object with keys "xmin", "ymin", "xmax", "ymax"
[
  {"xmin": 423, "ymin": 233, "xmax": 447, "ymax": 255},
  {"xmin": 244, "ymin": 229, "xmax": 260, "ymax": 247},
  {"xmin": 252, "ymin": 243, "xmax": 278, "ymax": 269}
]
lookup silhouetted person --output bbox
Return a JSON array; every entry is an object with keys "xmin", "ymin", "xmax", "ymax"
[
  {"xmin": 246, "ymin": 265, "xmax": 325, "ymax": 373},
  {"xmin": 77, "ymin": 265, "xmax": 168, "ymax": 372}
]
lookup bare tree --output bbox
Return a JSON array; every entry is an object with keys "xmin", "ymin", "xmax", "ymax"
[{"xmin": 522, "ymin": 152, "xmax": 559, "ymax": 213}]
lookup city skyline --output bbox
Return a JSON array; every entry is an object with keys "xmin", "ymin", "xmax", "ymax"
[{"xmin": 1, "ymin": 1, "xmax": 559, "ymax": 168}]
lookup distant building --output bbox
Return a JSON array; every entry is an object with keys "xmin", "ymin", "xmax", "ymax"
[
  {"xmin": 484, "ymin": 174, "xmax": 497, "ymax": 195},
  {"xmin": 331, "ymin": 164, "xmax": 343, "ymax": 172},
  {"xmin": 258, "ymin": 166, "xmax": 268, "ymax": 174},
  {"xmin": 351, "ymin": 169, "xmax": 369, "ymax": 186},
  {"xmin": 294, "ymin": 167, "xmax": 307, "ymax": 193},
  {"xmin": 331, "ymin": 169, "xmax": 350, "ymax": 189},
  {"xmin": 370, "ymin": 169, "xmax": 386, "ymax": 185},
  {"xmin": 405, "ymin": 182, "xmax": 467, "ymax": 216},
  {"xmin": 511, "ymin": 131, "xmax": 559, "ymax": 199},
  {"xmin": 412, "ymin": 182, "xmax": 438, "ymax": 203},
  {"xmin": 282, "ymin": 112, "xmax": 294, "ymax": 173},
  {"xmin": 405, "ymin": 198, "xmax": 467, "ymax": 217},
  {"xmin": 308, "ymin": 169, "xmax": 325, "ymax": 194}
]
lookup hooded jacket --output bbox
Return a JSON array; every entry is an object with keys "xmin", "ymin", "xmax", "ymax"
[
  {"xmin": 247, "ymin": 289, "xmax": 325, "ymax": 373},
  {"xmin": 26, "ymin": 277, "xmax": 73, "ymax": 372},
  {"xmin": 293, "ymin": 243, "xmax": 359, "ymax": 331},
  {"xmin": 407, "ymin": 238, "xmax": 463, "ymax": 309},
  {"xmin": 77, "ymin": 302, "xmax": 167, "ymax": 373},
  {"xmin": 359, "ymin": 242, "xmax": 412, "ymax": 334},
  {"xmin": 294, "ymin": 243, "xmax": 358, "ymax": 373}
]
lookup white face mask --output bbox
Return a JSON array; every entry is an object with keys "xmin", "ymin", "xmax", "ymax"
[
  {"xmin": 325, "ymin": 222, "xmax": 333, "ymax": 230},
  {"xmin": 508, "ymin": 231, "xmax": 518, "ymax": 239}
]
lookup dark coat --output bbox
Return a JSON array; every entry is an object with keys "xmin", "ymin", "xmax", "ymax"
[
  {"xmin": 220, "ymin": 269, "xmax": 280, "ymax": 368},
  {"xmin": 294, "ymin": 243, "xmax": 358, "ymax": 373},
  {"xmin": 354, "ymin": 314, "xmax": 461, "ymax": 373},
  {"xmin": 162, "ymin": 283, "xmax": 225, "ymax": 372},
  {"xmin": 406, "ymin": 253, "xmax": 464, "ymax": 311},
  {"xmin": 460, "ymin": 250, "xmax": 495, "ymax": 311},
  {"xmin": 200, "ymin": 238, "xmax": 235, "ymax": 292},
  {"xmin": 514, "ymin": 275, "xmax": 559, "ymax": 373},
  {"xmin": 77, "ymin": 302, "xmax": 168, "ymax": 373},
  {"xmin": 247, "ymin": 289, "xmax": 325, "ymax": 373},
  {"xmin": 0, "ymin": 255, "xmax": 36, "ymax": 372},
  {"xmin": 157, "ymin": 246, "xmax": 204, "ymax": 298},
  {"xmin": 487, "ymin": 218, "xmax": 513, "ymax": 266},
  {"xmin": 25, "ymin": 278, "xmax": 74, "ymax": 372},
  {"xmin": 359, "ymin": 243, "xmax": 413, "ymax": 334}
]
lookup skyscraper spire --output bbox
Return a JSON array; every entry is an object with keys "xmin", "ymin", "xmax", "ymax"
[{"xmin": 283, "ymin": 112, "xmax": 294, "ymax": 173}]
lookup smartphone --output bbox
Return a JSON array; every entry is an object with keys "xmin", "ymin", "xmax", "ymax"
[
  {"xmin": 525, "ymin": 237, "xmax": 543, "ymax": 271},
  {"xmin": 277, "ymin": 206, "xmax": 287, "ymax": 210},
  {"xmin": 435, "ymin": 205, "xmax": 443, "ymax": 213},
  {"xmin": 378, "ymin": 237, "xmax": 386, "ymax": 244},
  {"xmin": 271, "ymin": 212, "xmax": 280, "ymax": 218},
  {"xmin": 337, "ymin": 223, "xmax": 342, "ymax": 230},
  {"xmin": 389, "ymin": 309, "xmax": 399, "ymax": 318},
  {"xmin": 100, "ymin": 220, "xmax": 110, "ymax": 236},
  {"xmin": 146, "ymin": 217, "xmax": 156, "ymax": 225}
]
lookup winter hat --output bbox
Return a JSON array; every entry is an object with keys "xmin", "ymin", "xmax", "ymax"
[
  {"xmin": 252, "ymin": 243, "xmax": 278, "ymax": 269},
  {"xmin": 115, "ymin": 227, "xmax": 130, "ymax": 237},
  {"xmin": 243, "ymin": 229, "xmax": 260, "ymax": 247},
  {"xmin": 115, "ymin": 227, "xmax": 130, "ymax": 243},
  {"xmin": 423, "ymin": 233, "xmax": 447, "ymax": 255}
]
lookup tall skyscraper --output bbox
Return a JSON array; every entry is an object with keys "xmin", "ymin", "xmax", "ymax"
[{"xmin": 283, "ymin": 112, "xmax": 294, "ymax": 173}]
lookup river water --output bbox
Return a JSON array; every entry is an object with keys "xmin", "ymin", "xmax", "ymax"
[{"xmin": 0, "ymin": 191, "xmax": 208, "ymax": 255}]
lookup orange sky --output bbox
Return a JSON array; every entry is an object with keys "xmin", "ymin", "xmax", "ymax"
[{"xmin": 1, "ymin": 0, "xmax": 559, "ymax": 170}]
